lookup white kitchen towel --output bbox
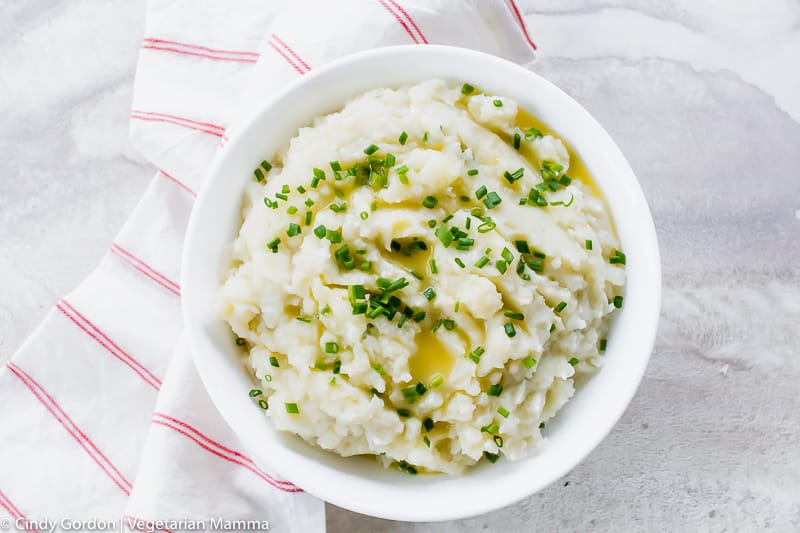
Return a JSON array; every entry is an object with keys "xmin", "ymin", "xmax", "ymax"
[{"xmin": 0, "ymin": 0, "xmax": 536, "ymax": 530}]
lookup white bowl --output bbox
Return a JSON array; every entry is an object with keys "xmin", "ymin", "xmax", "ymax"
[{"xmin": 182, "ymin": 45, "xmax": 661, "ymax": 522}]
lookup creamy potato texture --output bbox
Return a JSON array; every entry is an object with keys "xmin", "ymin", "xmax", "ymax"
[{"xmin": 219, "ymin": 80, "xmax": 626, "ymax": 474}]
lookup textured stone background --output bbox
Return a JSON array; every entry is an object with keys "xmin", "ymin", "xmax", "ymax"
[{"xmin": 1, "ymin": 1, "xmax": 798, "ymax": 531}]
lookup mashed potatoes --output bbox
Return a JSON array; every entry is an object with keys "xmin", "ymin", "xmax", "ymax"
[{"xmin": 219, "ymin": 80, "xmax": 625, "ymax": 474}]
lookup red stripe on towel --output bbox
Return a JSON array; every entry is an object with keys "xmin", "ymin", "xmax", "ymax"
[
  {"xmin": 56, "ymin": 299, "xmax": 162, "ymax": 390},
  {"xmin": 376, "ymin": 0, "xmax": 420, "ymax": 44},
  {"xmin": 0, "ymin": 490, "xmax": 39, "ymax": 533},
  {"xmin": 506, "ymin": 0, "xmax": 538, "ymax": 50},
  {"xmin": 110, "ymin": 244, "xmax": 181, "ymax": 297},
  {"xmin": 385, "ymin": 0, "xmax": 428, "ymax": 44},
  {"xmin": 159, "ymin": 169, "xmax": 196, "ymax": 196},
  {"xmin": 152, "ymin": 413, "xmax": 301, "ymax": 492},
  {"xmin": 271, "ymin": 34, "xmax": 311, "ymax": 72},
  {"xmin": 141, "ymin": 38, "xmax": 259, "ymax": 63},
  {"xmin": 6, "ymin": 362, "xmax": 132, "ymax": 495},
  {"xmin": 130, "ymin": 111, "xmax": 225, "ymax": 138}
]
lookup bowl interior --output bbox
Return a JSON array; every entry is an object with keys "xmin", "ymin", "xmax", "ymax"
[{"xmin": 182, "ymin": 45, "xmax": 661, "ymax": 522}]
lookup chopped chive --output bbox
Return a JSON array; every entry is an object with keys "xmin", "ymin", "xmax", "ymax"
[
  {"xmin": 533, "ymin": 250, "xmax": 546, "ymax": 259},
  {"xmin": 422, "ymin": 196, "xmax": 438, "ymax": 209},
  {"xmin": 524, "ymin": 127, "xmax": 542, "ymax": 141},
  {"xmin": 539, "ymin": 422, "xmax": 546, "ymax": 429},
  {"xmin": 326, "ymin": 229, "xmax": 342, "ymax": 243},
  {"xmin": 281, "ymin": 184, "xmax": 290, "ymax": 194},
  {"xmin": 313, "ymin": 168, "xmax": 326, "ymax": 181},
  {"xmin": 351, "ymin": 302, "xmax": 368, "ymax": 315},
  {"xmin": 269, "ymin": 356, "xmax": 280, "ymax": 368},
  {"xmin": 494, "ymin": 435, "xmax": 504, "ymax": 448},
  {"xmin": 402, "ymin": 386, "xmax": 419, "ymax": 400},
  {"xmin": 610, "ymin": 249, "xmax": 627, "ymax": 265},
  {"xmin": 481, "ymin": 423, "xmax": 499, "ymax": 434},
  {"xmin": 422, "ymin": 287, "xmax": 436, "ymax": 301},
  {"xmin": 423, "ymin": 436, "xmax": 431, "ymax": 447},
  {"xmin": 398, "ymin": 173, "xmax": 409, "ymax": 185},
  {"xmin": 258, "ymin": 399, "xmax": 268, "ymax": 409},
  {"xmin": 487, "ymin": 384, "xmax": 503, "ymax": 396},
  {"xmin": 600, "ymin": 339, "xmax": 607, "ymax": 352},
  {"xmin": 325, "ymin": 342, "xmax": 339, "ymax": 353},
  {"xmin": 423, "ymin": 417, "xmax": 435, "ymax": 431},
  {"xmin": 467, "ymin": 169, "xmax": 479, "ymax": 176},
  {"xmin": 373, "ymin": 363, "xmax": 386, "ymax": 376},
  {"xmin": 497, "ymin": 406, "xmax": 510, "ymax": 418},
  {"xmin": 586, "ymin": 239, "xmax": 593, "ymax": 250},
  {"xmin": 554, "ymin": 301, "xmax": 567, "ymax": 313},
  {"xmin": 275, "ymin": 192, "xmax": 288, "ymax": 201},
  {"xmin": 484, "ymin": 451, "xmax": 500, "ymax": 464},
  {"xmin": 513, "ymin": 133, "xmax": 521, "ymax": 150},
  {"xmin": 397, "ymin": 408, "xmax": 411, "ymax": 418},
  {"xmin": 321, "ymin": 305, "xmax": 331, "ymax": 315},
  {"xmin": 515, "ymin": 240, "xmax": 530, "ymax": 254},
  {"xmin": 435, "ymin": 226, "xmax": 454, "ymax": 247},
  {"xmin": 493, "ymin": 99, "xmax": 503, "ymax": 107},
  {"xmin": 469, "ymin": 346, "xmax": 485, "ymax": 364},
  {"xmin": 613, "ymin": 295, "xmax": 624, "ymax": 308},
  {"xmin": 296, "ymin": 316, "xmax": 311, "ymax": 323},
  {"xmin": 330, "ymin": 161, "xmax": 341, "ymax": 172},
  {"xmin": 286, "ymin": 223, "xmax": 301, "ymax": 237},
  {"xmin": 428, "ymin": 374, "xmax": 444, "ymax": 389},
  {"xmin": 422, "ymin": 131, "xmax": 429, "ymax": 142},
  {"xmin": 313, "ymin": 224, "xmax": 326, "ymax": 238},
  {"xmin": 297, "ymin": 185, "xmax": 306, "ymax": 194},
  {"xmin": 363, "ymin": 144, "xmax": 379, "ymax": 155},
  {"xmin": 305, "ymin": 211, "xmax": 312, "ymax": 225},
  {"xmin": 527, "ymin": 259, "xmax": 543, "ymax": 273},
  {"xmin": 429, "ymin": 258, "xmax": 438, "ymax": 274},
  {"xmin": 416, "ymin": 382, "xmax": 427, "ymax": 395},
  {"xmin": 504, "ymin": 323, "xmax": 516, "ymax": 337},
  {"xmin": 442, "ymin": 214, "xmax": 454, "ymax": 223},
  {"xmin": 461, "ymin": 83, "xmax": 474, "ymax": 95},
  {"xmin": 410, "ymin": 270, "xmax": 424, "ymax": 280},
  {"xmin": 399, "ymin": 131, "xmax": 408, "ymax": 145},
  {"xmin": 249, "ymin": 389, "xmax": 261, "ymax": 397},
  {"xmin": 569, "ymin": 357, "xmax": 579, "ymax": 366},
  {"xmin": 523, "ymin": 355, "xmax": 537, "ymax": 369},
  {"xmin": 483, "ymin": 191, "xmax": 502, "ymax": 209},
  {"xmin": 260, "ymin": 160, "xmax": 272, "ymax": 172},
  {"xmin": 286, "ymin": 205, "xmax": 298, "ymax": 215},
  {"xmin": 360, "ymin": 261, "xmax": 372, "ymax": 272},
  {"xmin": 412, "ymin": 311, "xmax": 427, "ymax": 322},
  {"xmin": 254, "ymin": 168, "xmax": 264, "ymax": 182},
  {"xmin": 456, "ymin": 237, "xmax": 474, "ymax": 250},
  {"xmin": 385, "ymin": 153, "xmax": 395, "ymax": 167},
  {"xmin": 477, "ymin": 220, "xmax": 496, "ymax": 233},
  {"xmin": 454, "ymin": 257, "xmax": 465, "ymax": 268},
  {"xmin": 305, "ymin": 198, "xmax": 315, "ymax": 207},
  {"xmin": 442, "ymin": 319, "xmax": 456, "ymax": 331},
  {"xmin": 550, "ymin": 323, "xmax": 556, "ymax": 332},
  {"xmin": 495, "ymin": 259, "xmax": 507, "ymax": 273},
  {"xmin": 266, "ymin": 237, "xmax": 281, "ymax": 252},
  {"xmin": 504, "ymin": 310, "xmax": 524, "ymax": 320},
  {"xmin": 285, "ymin": 402, "xmax": 299, "ymax": 414},
  {"xmin": 501, "ymin": 247, "xmax": 514, "ymax": 264},
  {"xmin": 475, "ymin": 185, "xmax": 488, "ymax": 199},
  {"xmin": 475, "ymin": 256, "xmax": 490, "ymax": 268},
  {"xmin": 359, "ymin": 211, "xmax": 368, "ymax": 221},
  {"xmin": 465, "ymin": 217, "xmax": 472, "ymax": 230}
]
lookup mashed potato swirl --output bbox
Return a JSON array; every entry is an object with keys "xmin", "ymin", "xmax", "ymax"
[{"xmin": 219, "ymin": 80, "xmax": 625, "ymax": 474}]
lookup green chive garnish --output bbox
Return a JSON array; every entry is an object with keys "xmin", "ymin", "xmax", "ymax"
[
  {"xmin": 493, "ymin": 99, "xmax": 503, "ymax": 107},
  {"xmin": 429, "ymin": 258, "xmax": 438, "ymax": 274},
  {"xmin": 523, "ymin": 355, "xmax": 537, "ymax": 369},
  {"xmin": 496, "ymin": 260, "xmax": 507, "ymax": 274},
  {"xmin": 613, "ymin": 295, "xmax": 624, "ymax": 308},
  {"xmin": 554, "ymin": 301, "xmax": 567, "ymax": 313},
  {"xmin": 488, "ymin": 384, "xmax": 503, "ymax": 396},
  {"xmin": 586, "ymin": 239, "xmax": 593, "ymax": 250},
  {"xmin": 422, "ymin": 196, "xmax": 438, "ymax": 209},
  {"xmin": 569, "ymin": 357, "xmax": 579, "ymax": 366},
  {"xmin": 513, "ymin": 133, "xmax": 521, "ymax": 150},
  {"xmin": 285, "ymin": 402, "xmax": 299, "ymax": 414},
  {"xmin": 454, "ymin": 258, "xmax": 465, "ymax": 268},
  {"xmin": 504, "ymin": 323, "xmax": 516, "ymax": 337},
  {"xmin": 325, "ymin": 342, "xmax": 339, "ymax": 354},
  {"xmin": 475, "ymin": 256, "xmax": 490, "ymax": 268},
  {"xmin": 475, "ymin": 185, "xmax": 487, "ymax": 199},
  {"xmin": 501, "ymin": 247, "xmax": 514, "ymax": 263},
  {"xmin": 326, "ymin": 229, "xmax": 342, "ymax": 243},
  {"xmin": 461, "ymin": 83, "xmax": 474, "ymax": 95},
  {"xmin": 483, "ymin": 191, "xmax": 502, "ymax": 209},
  {"xmin": 286, "ymin": 223, "xmax": 301, "ymax": 237},
  {"xmin": 363, "ymin": 144, "xmax": 379, "ymax": 155},
  {"xmin": 504, "ymin": 310, "xmax": 524, "ymax": 320},
  {"xmin": 254, "ymin": 168, "xmax": 264, "ymax": 182},
  {"xmin": 515, "ymin": 240, "xmax": 530, "ymax": 254},
  {"xmin": 497, "ymin": 406, "xmax": 510, "ymax": 418},
  {"xmin": 429, "ymin": 374, "xmax": 443, "ymax": 388},
  {"xmin": 484, "ymin": 451, "xmax": 499, "ymax": 464},
  {"xmin": 269, "ymin": 356, "xmax": 280, "ymax": 368},
  {"xmin": 524, "ymin": 127, "xmax": 542, "ymax": 140},
  {"xmin": 313, "ymin": 224, "xmax": 326, "ymax": 238},
  {"xmin": 467, "ymin": 169, "xmax": 479, "ymax": 176},
  {"xmin": 422, "ymin": 287, "xmax": 436, "ymax": 301},
  {"xmin": 249, "ymin": 389, "xmax": 261, "ymax": 397},
  {"xmin": 266, "ymin": 237, "xmax": 281, "ymax": 252},
  {"xmin": 599, "ymin": 339, "xmax": 607, "ymax": 352},
  {"xmin": 399, "ymin": 131, "xmax": 408, "ymax": 145}
]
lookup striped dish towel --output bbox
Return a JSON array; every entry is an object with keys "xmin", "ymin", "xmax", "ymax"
[{"xmin": 0, "ymin": 0, "xmax": 536, "ymax": 529}]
